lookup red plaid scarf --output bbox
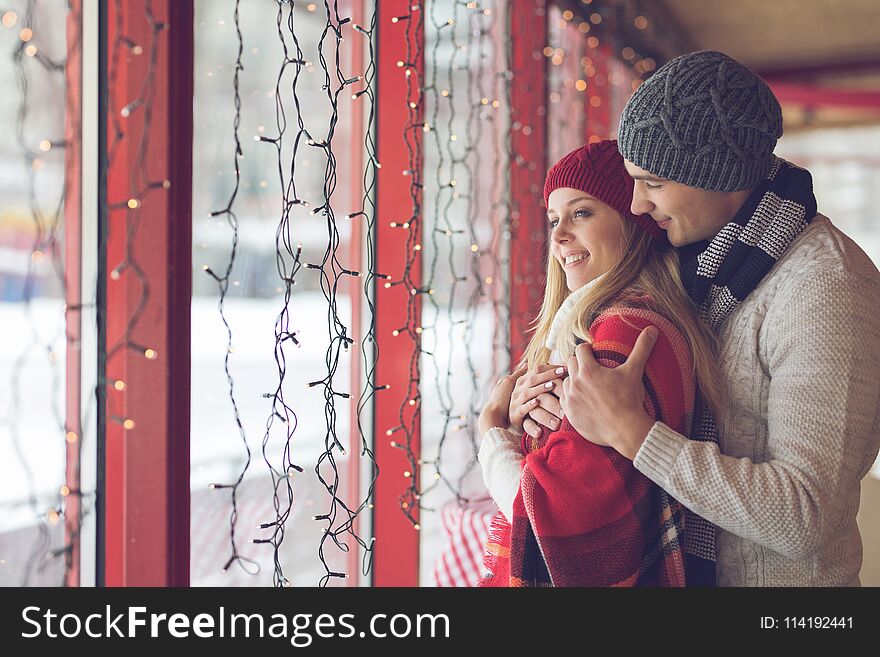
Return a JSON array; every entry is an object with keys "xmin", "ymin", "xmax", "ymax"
[{"xmin": 479, "ymin": 306, "xmax": 693, "ymax": 587}]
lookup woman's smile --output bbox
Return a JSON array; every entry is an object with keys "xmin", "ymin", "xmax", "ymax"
[{"xmin": 562, "ymin": 251, "xmax": 590, "ymax": 268}]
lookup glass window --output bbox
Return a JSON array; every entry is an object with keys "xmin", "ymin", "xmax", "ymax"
[
  {"xmin": 0, "ymin": 0, "xmax": 89, "ymax": 586},
  {"xmin": 191, "ymin": 0, "xmax": 364, "ymax": 587}
]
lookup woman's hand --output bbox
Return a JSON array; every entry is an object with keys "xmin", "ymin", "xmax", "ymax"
[
  {"xmin": 478, "ymin": 366, "xmax": 527, "ymax": 435},
  {"xmin": 508, "ymin": 364, "xmax": 567, "ymax": 438},
  {"xmin": 522, "ymin": 384, "xmax": 566, "ymax": 439}
]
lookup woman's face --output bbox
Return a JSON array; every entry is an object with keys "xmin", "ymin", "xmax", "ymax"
[{"xmin": 547, "ymin": 187, "xmax": 626, "ymax": 291}]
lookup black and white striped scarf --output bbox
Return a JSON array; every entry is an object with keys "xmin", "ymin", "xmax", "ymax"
[{"xmin": 677, "ymin": 156, "xmax": 817, "ymax": 579}]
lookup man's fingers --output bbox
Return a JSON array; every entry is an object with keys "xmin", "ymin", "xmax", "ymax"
[
  {"xmin": 574, "ymin": 341, "xmax": 600, "ymax": 372},
  {"xmin": 624, "ymin": 326, "xmax": 658, "ymax": 374}
]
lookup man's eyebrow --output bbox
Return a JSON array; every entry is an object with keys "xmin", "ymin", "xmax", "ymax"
[{"xmin": 629, "ymin": 173, "xmax": 666, "ymax": 182}]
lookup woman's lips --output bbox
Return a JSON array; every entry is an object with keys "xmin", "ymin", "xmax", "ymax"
[
  {"xmin": 563, "ymin": 254, "xmax": 590, "ymax": 268},
  {"xmin": 656, "ymin": 218, "xmax": 672, "ymax": 229}
]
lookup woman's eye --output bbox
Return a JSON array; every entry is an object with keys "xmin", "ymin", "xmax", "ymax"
[
  {"xmin": 573, "ymin": 209, "xmax": 591, "ymax": 218},
  {"xmin": 548, "ymin": 218, "xmax": 559, "ymax": 228}
]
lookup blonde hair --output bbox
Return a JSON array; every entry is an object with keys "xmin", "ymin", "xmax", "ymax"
[{"xmin": 521, "ymin": 215, "xmax": 725, "ymax": 421}]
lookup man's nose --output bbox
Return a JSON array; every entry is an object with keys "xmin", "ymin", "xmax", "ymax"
[{"xmin": 631, "ymin": 187, "xmax": 653, "ymax": 215}]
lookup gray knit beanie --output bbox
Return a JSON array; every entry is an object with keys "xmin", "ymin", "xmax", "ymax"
[{"xmin": 617, "ymin": 50, "xmax": 782, "ymax": 192}]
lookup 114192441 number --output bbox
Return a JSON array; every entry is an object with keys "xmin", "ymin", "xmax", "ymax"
[{"xmin": 784, "ymin": 617, "xmax": 853, "ymax": 629}]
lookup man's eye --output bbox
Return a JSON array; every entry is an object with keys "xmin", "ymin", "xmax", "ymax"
[{"xmin": 645, "ymin": 182, "xmax": 662, "ymax": 190}]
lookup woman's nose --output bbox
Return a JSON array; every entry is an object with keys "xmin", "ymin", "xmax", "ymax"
[
  {"xmin": 552, "ymin": 218, "xmax": 572, "ymax": 243},
  {"xmin": 552, "ymin": 226, "xmax": 570, "ymax": 244}
]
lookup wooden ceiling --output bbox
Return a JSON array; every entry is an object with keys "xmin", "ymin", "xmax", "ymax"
[
  {"xmin": 612, "ymin": 0, "xmax": 880, "ymax": 130},
  {"xmin": 654, "ymin": 0, "xmax": 880, "ymax": 72}
]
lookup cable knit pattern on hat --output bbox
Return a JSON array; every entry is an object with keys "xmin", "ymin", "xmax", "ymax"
[{"xmin": 618, "ymin": 50, "xmax": 783, "ymax": 192}]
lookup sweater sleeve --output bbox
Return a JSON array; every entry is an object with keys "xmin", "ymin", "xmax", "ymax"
[
  {"xmin": 477, "ymin": 427, "xmax": 523, "ymax": 522},
  {"xmin": 634, "ymin": 265, "xmax": 880, "ymax": 560}
]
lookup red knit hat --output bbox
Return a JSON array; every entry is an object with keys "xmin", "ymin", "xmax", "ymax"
[{"xmin": 543, "ymin": 139, "xmax": 666, "ymax": 242}]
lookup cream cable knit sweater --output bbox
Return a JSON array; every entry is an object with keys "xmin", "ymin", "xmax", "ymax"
[{"xmin": 634, "ymin": 215, "xmax": 880, "ymax": 586}]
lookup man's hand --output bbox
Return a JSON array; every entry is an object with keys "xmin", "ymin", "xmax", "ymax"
[{"xmin": 561, "ymin": 326, "xmax": 658, "ymax": 459}]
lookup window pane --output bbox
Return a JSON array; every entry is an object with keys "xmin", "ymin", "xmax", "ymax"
[
  {"xmin": 0, "ymin": 0, "xmax": 85, "ymax": 586},
  {"xmin": 192, "ymin": 0, "xmax": 362, "ymax": 587}
]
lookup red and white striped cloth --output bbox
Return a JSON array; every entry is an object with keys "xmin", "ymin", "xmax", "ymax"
[{"xmin": 432, "ymin": 496, "xmax": 497, "ymax": 587}]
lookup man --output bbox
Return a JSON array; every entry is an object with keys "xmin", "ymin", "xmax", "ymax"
[{"xmin": 540, "ymin": 50, "xmax": 880, "ymax": 586}]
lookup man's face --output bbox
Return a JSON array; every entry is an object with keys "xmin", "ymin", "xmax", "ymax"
[{"xmin": 623, "ymin": 159, "xmax": 747, "ymax": 247}]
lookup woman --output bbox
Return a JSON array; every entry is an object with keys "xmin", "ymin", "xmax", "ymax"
[{"xmin": 476, "ymin": 140, "xmax": 723, "ymax": 587}]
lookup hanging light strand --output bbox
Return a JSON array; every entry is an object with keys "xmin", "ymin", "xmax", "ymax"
[
  {"xmin": 5, "ymin": 0, "xmax": 77, "ymax": 586},
  {"xmin": 204, "ymin": 0, "xmax": 261, "ymax": 580}
]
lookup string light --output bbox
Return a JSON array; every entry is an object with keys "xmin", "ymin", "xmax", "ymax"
[
  {"xmin": 242, "ymin": 0, "xmax": 382, "ymax": 587},
  {"xmin": 197, "ymin": 0, "xmax": 267, "ymax": 581},
  {"xmin": 396, "ymin": 0, "xmax": 514, "ymax": 530},
  {"xmin": 381, "ymin": 0, "xmax": 432, "ymax": 531},
  {"xmin": 6, "ymin": 0, "xmax": 90, "ymax": 585},
  {"xmin": 6, "ymin": 0, "xmax": 654, "ymax": 589}
]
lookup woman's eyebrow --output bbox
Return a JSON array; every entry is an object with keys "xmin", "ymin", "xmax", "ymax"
[{"xmin": 546, "ymin": 196, "xmax": 595, "ymax": 216}]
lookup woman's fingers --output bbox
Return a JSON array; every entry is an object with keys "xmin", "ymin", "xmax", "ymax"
[
  {"xmin": 509, "ymin": 364, "xmax": 567, "ymax": 432},
  {"xmin": 528, "ymin": 407, "xmax": 561, "ymax": 431},
  {"xmin": 514, "ymin": 364, "xmax": 564, "ymax": 391},
  {"xmin": 511, "ymin": 398, "xmax": 537, "ymax": 425},
  {"xmin": 518, "ymin": 379, "xmax": 561, "ymax": 403},
  {"xmin": 523, "ymin": 417, "xmax": 542, "ymax": 438},
  {"xmin": 527, "ymin": 365, "xmax": 567, "ymax": 386},
  {"xmin": 534, "ymin": 392, "xmax": 563, "ymax": 419}
]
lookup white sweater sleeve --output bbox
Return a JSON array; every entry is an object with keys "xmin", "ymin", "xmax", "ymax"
[
  {"xmin": 478, "ymin": 427, "xmax": 524, "ymax": 522},
  {"xmin": 633, "ymin": 265, "xmax": 880, "ymax": 560}
]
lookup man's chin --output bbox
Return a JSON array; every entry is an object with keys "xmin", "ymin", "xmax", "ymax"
[{"xmin": 665, "ymin": 229, "xmax": 689, "ymax": 248}]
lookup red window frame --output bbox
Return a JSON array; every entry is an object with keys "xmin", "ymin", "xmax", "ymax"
[{"xmin": 100, "ymin": 0, "xmax": 192, "ymax": 586}]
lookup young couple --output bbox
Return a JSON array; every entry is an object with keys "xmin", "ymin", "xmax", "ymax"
[{"xmin": 476, "ymin": 50, "xmax": 880, "ymax": 587}]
